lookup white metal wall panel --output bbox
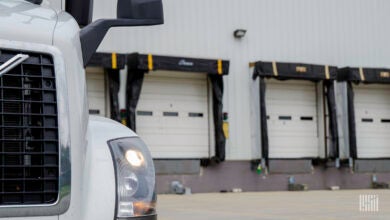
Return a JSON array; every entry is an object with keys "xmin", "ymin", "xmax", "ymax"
[
  {"xmin": 92, "ymin": 0, "xmax": 390, "ymax": 160},
  {"xmin": 136, "ymin": 71, "xmax": 209, "ymax": 159},
  {"xmin": 46, "ymin": 0, "xmax": 63, "ymax": 10},
  {"xmin": 86, "ymin": 67, "xmax": 106, "ymax": 117},
  {"xmin": 267, "ymin": 80, "xmax": 319, "ymax": 158},
  {"xmin": 354, "ymin": 84, "xmax": 390, "ymax": 158}
]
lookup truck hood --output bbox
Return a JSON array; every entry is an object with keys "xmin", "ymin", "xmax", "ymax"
[
  {"xmin": 88, "ymin": 115, "xmax": 138, "ymax": 138},
  {"xmin": 0, "ymin": 0, "xmax": 57, "ymax": 45}
]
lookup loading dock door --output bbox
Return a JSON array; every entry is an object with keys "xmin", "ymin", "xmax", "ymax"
[
  {"xmin": 267, "ymin": 80, "xmax": 320, "ymax": 158},
  {"xmin": 86, "ymin": 67, "xmax": 107, "ymax": 116},
  {"xmin": 354, "ymin": 84, "xmax": 390, "ymax": 158},
  {"xmin": 136, "ymin": 71, "xmax": 210, "ymax": 159}
]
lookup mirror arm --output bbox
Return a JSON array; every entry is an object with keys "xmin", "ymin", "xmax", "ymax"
[{"xmin": 80, "ymin": 18, "xmax": 163, "ymax": 67}]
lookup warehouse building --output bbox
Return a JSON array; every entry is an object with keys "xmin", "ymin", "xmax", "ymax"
[{"xmin": 78, "ymin": 0, "xmax": 390, "ymax": 192}]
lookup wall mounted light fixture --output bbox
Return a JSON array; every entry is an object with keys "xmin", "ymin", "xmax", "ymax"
[{"xmin": 234, "ymin": 29, "xmax": 247, "ymax": 39}]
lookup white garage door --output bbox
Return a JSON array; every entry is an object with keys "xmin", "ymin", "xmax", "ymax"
[
  {"xmin": 86, "ymin": 67, "xmax": 107, "ymax": 117},
  {"xmin": 354, "ymin": 84, "xmax": 390, "ymax": 158},
  {"xmin": 136, "ymin": 71, "xmax": 209, "ymax": 159},
  {"xmin": 266, "ymin": 80, "xmax": 320, "ymax": 158}
]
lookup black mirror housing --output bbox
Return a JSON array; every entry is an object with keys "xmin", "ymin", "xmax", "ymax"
[
  {"xmin": 117, "ymin": 0, "xmax": 163, "ymax": 20},
  {"xmin": 80, "ymin": 0, "xmax": 164, "ymax": 67},
  {"xmin": 65, "ymin": 0, "xmax": 94, "ymax": 27}
]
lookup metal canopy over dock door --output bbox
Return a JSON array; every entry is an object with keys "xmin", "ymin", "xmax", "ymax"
[
  {"xmin": 266, "ymin": 80, "xmax": 320, "ymax": 158},
  {"xmin": 136, "ymin": 70, "xmax": 210, "ymax": 159},
  {"xmin": 86, "ymin": 67, "xmax": 107, "ymax": 117},
  {"xmin": 354, "ymin": 84, "xmax": 390, "ymax": 158}
]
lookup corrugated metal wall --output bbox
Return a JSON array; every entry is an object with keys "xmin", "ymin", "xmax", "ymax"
[
  {"xmin": 93, "ymin": 0, "xmax": 390, "ymax": 160},
  {"xmin": 47, "ymin": 0, "xmax": 63, "ymax": 9}
]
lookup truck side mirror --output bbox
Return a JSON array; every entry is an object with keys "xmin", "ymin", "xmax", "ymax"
[
  {"xmin": 117, "ymin": 0, "xmax": 163, "ymax": 20},
  {"xmin": 79, "ymin": 0, "xmax": 164, "ymax": 67}
]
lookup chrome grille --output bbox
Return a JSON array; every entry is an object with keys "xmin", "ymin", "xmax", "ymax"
[{"xmin": 0, "ymin": 49, "xmax": 59, "ymax": 205}]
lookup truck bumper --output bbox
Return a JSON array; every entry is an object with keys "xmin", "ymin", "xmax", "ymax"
[{"xmin": 117, "ymin": 215, "xmax": 157, "ymax": 220}]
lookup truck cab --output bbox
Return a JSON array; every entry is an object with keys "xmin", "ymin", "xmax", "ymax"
[{"xmin": 0, "ymin": 0, "xmax": 163, "ymax": 219}]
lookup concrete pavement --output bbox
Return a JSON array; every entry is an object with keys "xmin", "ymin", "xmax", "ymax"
[{"xmin": 157, "ymin": 190, "xmax": 390, "ymax": 220}]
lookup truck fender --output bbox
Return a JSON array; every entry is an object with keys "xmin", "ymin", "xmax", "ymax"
[{"xmin": 80, "ymin": 116, "xmax": 137, "ymax": 220}]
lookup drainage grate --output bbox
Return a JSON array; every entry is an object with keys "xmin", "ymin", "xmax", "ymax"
[{"xmin": 0, "ymin": 49, "xmax": 59, "ymax": 205}]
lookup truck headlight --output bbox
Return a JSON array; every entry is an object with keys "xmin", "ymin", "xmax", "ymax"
[
  {"xmin": 126, "ymin": 149, "xmax": 145, "ymax": 167},
  {"xmin": 109, "ymin": 137, "xmax": 156, "ymax": 218}
]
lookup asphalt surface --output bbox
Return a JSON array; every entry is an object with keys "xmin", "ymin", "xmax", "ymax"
[{"xmin": 158, "ymin": 190, "xmax": 390, "ymax": 220}]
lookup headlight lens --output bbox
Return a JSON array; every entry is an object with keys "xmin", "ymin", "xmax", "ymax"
[
  {"xmin": 109, "ymin": 137, "xmax": 156, "ymax": 218},
  {"xmin": 125, "ymin": 149, "xmax": 145, "ymax": 167}
]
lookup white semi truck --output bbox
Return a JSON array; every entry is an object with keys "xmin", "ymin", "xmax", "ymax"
[{"xmin": 0, "ymin": 0, "xmax": 164, "ymax": 219}]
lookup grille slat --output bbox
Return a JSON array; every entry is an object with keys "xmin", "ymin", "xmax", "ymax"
[
  {"xmin": 0, "ymin": 152, "xmax": 58, "ymax": 155},
  {"xmin": 1, "ymin": 87, "xmax": 56, "ymax": 91},
  {"xmin": 2, "ymin": 74, "xmax": 55, "ymax": 79},
  {"xmin": 0, "ymin": 113, "xmax": 56, "ymax": 116},
  {"xmin": 0, "ymin": 192, "xmax": 58, "ymax": 195},
  {"xmin": 0, "ymin": 100, "xmax": 56, "ymax": 104},
  {"xmin": 0, "ymin": 139, "xmax": 58, "ymax": 142},
  {"xmin": 0, "ymin": 178, "xmax": 57, "ymax": 181},
  {"xmin": 0, "ymin": 165, "xmax": 58, "ymax": 168},
  {"xmin": 0, "ymin": 126, "xmax": 58, "ymax": 129},
  {"xmin": 0, "ymin": 49, "xmax": 59, "ymax": 205}
]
